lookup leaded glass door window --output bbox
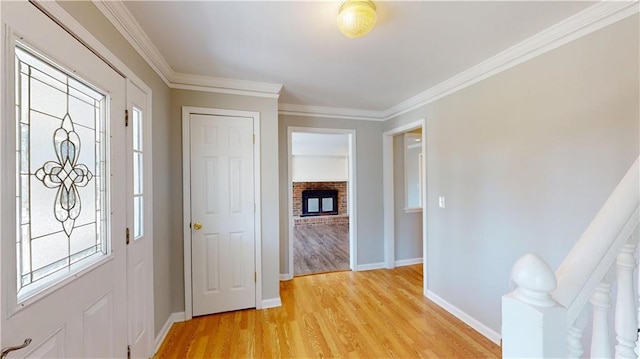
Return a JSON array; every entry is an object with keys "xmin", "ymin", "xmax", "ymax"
[{"xmin": 15, "ymin": 44, "xmax": 109, "ymax": 300}]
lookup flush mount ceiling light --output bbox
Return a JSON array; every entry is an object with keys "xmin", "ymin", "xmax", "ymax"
[{"xmin": 337, "ymin": 0, "xmax": 377, "ymax": 38}]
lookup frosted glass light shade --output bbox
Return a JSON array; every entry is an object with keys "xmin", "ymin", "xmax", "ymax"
[{"xmin": 337, "ymin": 0, "xmax": 377, "ymax": 38}]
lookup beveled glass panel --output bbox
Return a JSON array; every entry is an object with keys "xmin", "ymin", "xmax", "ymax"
[
  {"xmin": 133, "ymin": 107, "xmax": 142, "ymax": 151},
  {"xmin": 134, "ymin": 153, "xmax": 142, "ymax": 195},
  {"xmin": 134, "ymin": 196, "xmax": 143, "ymax": 239},
  {"xmin": 30, "ymin": 77, "xmax": 67, "ymax": 119},
  {"xmin": 69, "ymin": 95, "xmax": 96, "ymax": 129}
]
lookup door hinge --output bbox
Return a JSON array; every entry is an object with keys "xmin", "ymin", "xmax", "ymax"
[
  {"xmin": 253, "ymin": 134, "xmax": 255, "ymax": 144},
  {"xmin": 126, "ymin": 227, "xmax": 130, "ymax": 245},
  {"xmin": 125, "ymin": 109, "xmax": 129, "ymax": 127},
  {"xmin": 254, "ymin": 272, "xmax": 257, "ymax": 282},
  {"xmin": 127, "ymin": 345, "xmax": 131, "ymax": 359}
]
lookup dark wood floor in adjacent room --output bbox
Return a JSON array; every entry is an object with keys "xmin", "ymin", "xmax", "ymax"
[
  {"xmin": 154, "ymin": 265, "xmax": 501, "ymax": 358},
  {"xmin": 293, "ymin": 223, "xmax": 350, "ymax": 276}
]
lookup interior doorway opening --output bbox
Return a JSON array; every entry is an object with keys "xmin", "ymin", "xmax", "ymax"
[
  {"xmin": 287, "ymin": 128, "xmax": 357, "ymax": 277},
  {"xmin": 383, "ymin": 119, "xmax": 427, "ymax": 292}
]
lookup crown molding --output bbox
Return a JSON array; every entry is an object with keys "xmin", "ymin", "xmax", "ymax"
[
  {"xmin": 381, "ymin": 1, "xmax": 640, "ymax": 121},
  {"xmin": 279, "ymin": 103, "xmax": 385, "ymax": 121},
  {"xmin": 171, "ymin": 73, "xmax": 282, "ymax": 98},
  {"xmin": 93, "ymin": 0, "xmax": 638, "ymax": 121},
  {"xmin": 92, "ymin": 0, "xmax": 173, "ymax": 86},
  {"xmin": 92, "ymin": 0, "xmax": 283, "ymax": 98}
]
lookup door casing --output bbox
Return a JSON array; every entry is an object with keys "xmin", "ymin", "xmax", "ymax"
[{"xmin": 182, "ymin": 106, "xmax": 262, "ymax": 320}]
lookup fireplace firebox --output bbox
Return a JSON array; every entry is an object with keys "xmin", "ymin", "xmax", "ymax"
[{"xmin": 301, "ymin": 190, "xmax": 338, "ymax": 217}]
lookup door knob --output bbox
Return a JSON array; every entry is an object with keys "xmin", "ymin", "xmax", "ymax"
[{"xmin": 193, "ymin": 222, "xmax": 202, "ymax": 230}]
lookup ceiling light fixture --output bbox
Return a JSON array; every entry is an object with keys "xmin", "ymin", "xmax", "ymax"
[{"xmin": 337, "ymin": 0, "xmax": 377, "ymax": 38}]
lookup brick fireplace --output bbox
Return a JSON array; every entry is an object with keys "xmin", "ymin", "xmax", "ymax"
[{"xmin": 293, "ymin": 181, "xmax": 348, "ymax": 225}]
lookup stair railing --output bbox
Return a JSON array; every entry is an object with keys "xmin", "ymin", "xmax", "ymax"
[{"xmin": 503, "ymin": 157, "xmax": 639, "ymax": 358}]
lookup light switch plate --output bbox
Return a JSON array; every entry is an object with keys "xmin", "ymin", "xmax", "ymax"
[{"xmin": 438, "ymin": 196, "xmax": 445, "ymax": 208}]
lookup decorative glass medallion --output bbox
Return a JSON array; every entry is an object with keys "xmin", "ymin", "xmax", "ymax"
[
  {"xmin": 34, "ymin": 114, "xmax": 94, "ymax": 236},
  {"xmin": 15, "ymin": 45, "xmax": 108, "ymax": 300}
]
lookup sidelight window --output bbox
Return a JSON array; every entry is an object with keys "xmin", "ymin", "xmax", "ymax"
[{"xmin": 132, "ymin": 106, "xmax": 144, "ymax": 239}]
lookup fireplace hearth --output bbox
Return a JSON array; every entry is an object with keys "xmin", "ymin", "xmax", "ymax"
[{"xmin": 301, "ymin": 190, "xmax": 338, "ymax": 217}]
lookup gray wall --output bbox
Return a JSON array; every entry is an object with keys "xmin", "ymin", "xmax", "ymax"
[
  {"xmin": 171, "ymin": 90, "xmax": 281, "ymax": 304},
  {"xmin": 384, "ymin": 16, "xmax": 639, "ymax": 333},
  {"xmin": 393, "ymin": 135, "xmax": 423, "ymax": 262},
  {"xmin": 278, "ymin": 115, "xmax": 384, "ymax": 273},
  {"xmin": 56, "ymin": 1, "xmax": 175, "ymax": 336}
]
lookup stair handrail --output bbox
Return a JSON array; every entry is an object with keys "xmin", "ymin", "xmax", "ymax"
[{"xmin": 552, "ymin": 157, "xmax": 639, "ymax": 324}]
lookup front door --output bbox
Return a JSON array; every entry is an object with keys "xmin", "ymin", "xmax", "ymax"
[
  {"xmin": 189, "ymin": 114, "xmax": 256, "ymax": 316},
  {"xmin": 1, "ymin": 2, "xmax": 127, "ymax": 357}
]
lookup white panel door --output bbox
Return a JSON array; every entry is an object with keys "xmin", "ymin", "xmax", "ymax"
[
  {"xmin": 190, "ymin": 114, "xmax": 256, "ymax": 316},
  {"xmin": 126, "ymin": 81, "xmax": 154, "ymax": 358},
  {"xmin": 1, "ymin": 2, "xmax": 127, "ymax": 358}
]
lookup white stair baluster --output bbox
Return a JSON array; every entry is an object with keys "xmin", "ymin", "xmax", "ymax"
[
  {"xmin": 568, "ymin": 309, "xmax": 588, "ymax": 359},
  {"xmin": 568, "ymin": 325, "xmax": 584, "ymax": 358},
  {"xmin": 591, "ymin": 280, "xmax": 613, "ymax": 358},
  {"xmin": 615, "ymin": 243, "xmax": 638, "ymax": 358}
]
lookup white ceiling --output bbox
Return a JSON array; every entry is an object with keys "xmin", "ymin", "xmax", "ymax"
[{"xmin": 121, "ymin": 1, "xmax": 595, "ymax": 112}]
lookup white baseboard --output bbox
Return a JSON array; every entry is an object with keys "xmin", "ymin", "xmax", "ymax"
[
  {"xmin": 280, "ymin": 273, "xmax": 293, "ymax": 281},
  {"xmin": 425, "ymin": 290, "xmax": 501, "ymax": 345},
  {"xmin": 395, "ymin": 257, "xmax": 423, "ymax": 267},
  {"xmin": 261, "ymin": 297, "xmax": 282, "ymax": 309},
  {"xmin": 356, "ymin": 262, "xmax": 385, "ymax": 271},
  {"xmin": 154, "ymin": 311, "xmax": 186, "ymax": 354}
]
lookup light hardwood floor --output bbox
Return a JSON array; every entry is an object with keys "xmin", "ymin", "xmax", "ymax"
[
  {"xmin": 293, "ymin": 223, "xmax": 350, "ymax": 276},
  {"xmin": 155, "ymin": 265, "xmax": 501, "ymax": 358}
]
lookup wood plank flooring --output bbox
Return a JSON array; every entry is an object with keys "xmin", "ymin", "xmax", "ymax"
[
  {"xmin": 155, "ymin": 265, "xmax": 501, "ymax": 358},
  {"xmin": 293, "ymin": 224, "xmax": 350, "ymax": 276}
]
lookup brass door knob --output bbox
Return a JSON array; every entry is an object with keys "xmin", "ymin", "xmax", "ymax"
[{"xmin": 193, "ymin": 222, "xmax": 202, "ymax": 230}]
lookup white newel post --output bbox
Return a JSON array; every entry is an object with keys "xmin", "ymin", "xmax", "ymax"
[
  {"xmin": 615, "ymin": 243, "xmax": 638, "ymax": 358},
  {"xmin": 502, "ymin": 254, "xmax": 566, "ymax": 358},
  {"xmin": 591, "ymin": 280, "xmax": 613, "ymax": 358}
]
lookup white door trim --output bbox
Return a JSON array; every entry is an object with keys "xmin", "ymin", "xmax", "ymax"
[
  {"xmin": 182, "ymin": 106, "xmax": 262, "ymax": 320},
  {"xmin": 382, "ymin": 120, "xmax": 426, "ymax": 288},
  {"xmin": 286, "ymin": 127, "xmax": 357, "ymax": 278}
]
